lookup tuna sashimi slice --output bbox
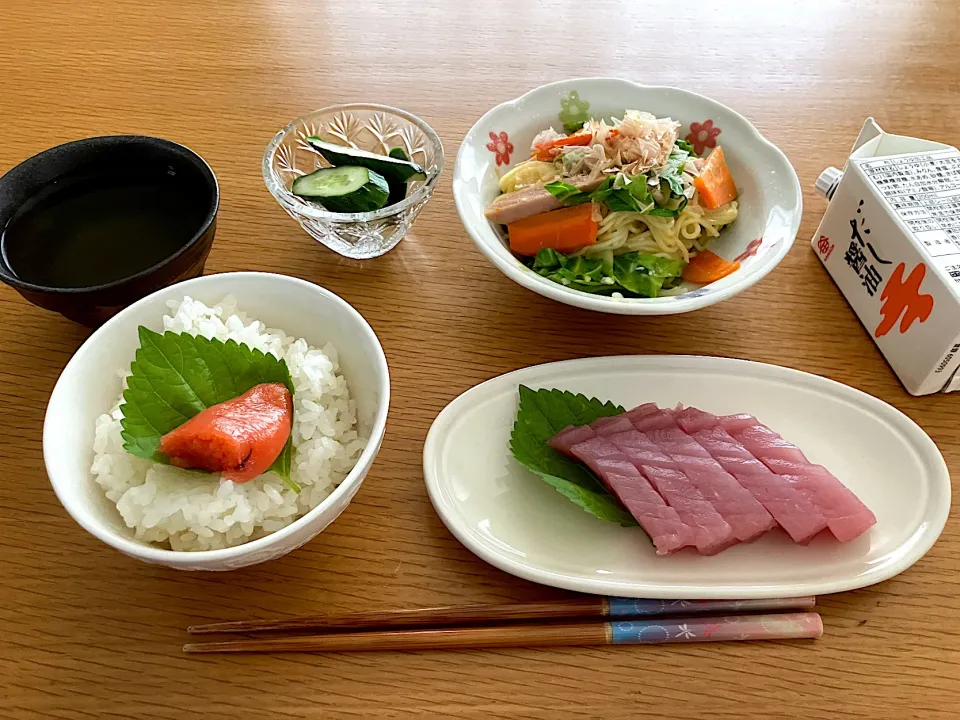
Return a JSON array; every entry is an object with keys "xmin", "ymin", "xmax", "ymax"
[
  {"xmin": 629, "ymin": 409, "xmax": 677, "ymax": 432},
  {"xmin": 626, "ymin": 403, "xmax": 661, "ymax": 422},
  {"xmin": 719, "ymin": 417, "xmax": 877, "ymax": 542},
  {"xmin": 606, "ymin": 430, "xmax": 738, "ymax": 555},
  {"xmin": 721, "ymin": 414, "xmax": 807, "ymax": 463},
  {"xmin": 631, "ymin": 410, "xmax": 777, "ymax": 542},
  {"xmin": 591, "ymin": 415, "xmax": 621, "ymax": 429},
  {"xmin": 569, "ymin": 436, "xmax": 696, "ymax": 555},
  {"xmin": 548, "ymin": 424, "xmax": 597, "ymax": 456},
  {"xmin": 593, "ymin": 416, "xmax": 636, "ymax": 437},
  {"xmin": 670, "ymin": 406, "xmax": 716, "ymax": 433},
  {"xmin": 549, "ymin": 403, "xmax": 663, "ymax": 455},
  {"xmin": 674, "ymin": 409, "xmax": 829, "ymax": 544}
]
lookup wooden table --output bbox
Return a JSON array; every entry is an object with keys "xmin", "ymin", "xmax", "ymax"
[{"xmin": 2, "ymin": 1, "xmax": 958, "ymax": 717}]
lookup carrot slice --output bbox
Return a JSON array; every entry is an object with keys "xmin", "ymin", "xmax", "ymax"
[
  {"xmin": 693, "ymin": 146, "xmax": 738, "ymax": 209},
  {"xmin": 507, "ymin": 204, "xmax": 598, "ymax": 256},
  {"xmin": 531, "ymin": 130, "xmax": 593, "ymax": 161},
  {"xmin": 682, "ymin": 250, "xmax": 740, "ymax": 284}
]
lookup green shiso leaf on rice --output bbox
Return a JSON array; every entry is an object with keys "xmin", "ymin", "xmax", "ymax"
[{"xmin": 119, "ymin": 326, "xmax": 298, "ymax": 490}]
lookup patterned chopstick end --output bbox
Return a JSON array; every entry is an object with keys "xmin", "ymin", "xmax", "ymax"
[{"xmin": 607, "ymin": 612, "xmax": 823, "ymax": 644}]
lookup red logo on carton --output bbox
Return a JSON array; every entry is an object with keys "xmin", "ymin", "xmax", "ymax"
[
  {"xmin": 874, "ymin": 262, "xmax": 934, "ymax": 338},
  {"xmin": 816, "ymin": 235, "xmax": 834, "ymax": 261}
]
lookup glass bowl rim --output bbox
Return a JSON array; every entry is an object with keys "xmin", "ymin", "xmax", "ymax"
[{"xmin": 262, "ymin": 103, "xmax": 444, "ymax": 223}]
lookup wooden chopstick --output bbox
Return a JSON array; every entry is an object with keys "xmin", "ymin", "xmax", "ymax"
[
  {"xmin": 187, "ymin": 596, "xmax": 816, "ymax": 635},
  {"xmin": 183, "ymin": 612, "xmax": 823, "ymax": 653}
]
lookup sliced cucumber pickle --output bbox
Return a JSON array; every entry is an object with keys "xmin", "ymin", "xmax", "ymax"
[
  {"xmin": 305, "ymin": 137, "xmax": 427, "ymax": 184},
  {"xmin": 291, "ymin": 166, "xmax": 389, "ymax": 213}
]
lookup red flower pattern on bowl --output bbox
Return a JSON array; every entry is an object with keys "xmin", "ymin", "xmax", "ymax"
[
  {"xmin": 685, "ymin": 119, "xmax": 721, "ymax": 155},
  {"xmin": 486, "ymin": 131, "xmax": 514, "ymax": 166}
]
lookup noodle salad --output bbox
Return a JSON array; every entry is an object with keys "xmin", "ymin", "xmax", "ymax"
[{"xmin": 484, "ymin": 110, "xmax": 741, "ymax": 298}]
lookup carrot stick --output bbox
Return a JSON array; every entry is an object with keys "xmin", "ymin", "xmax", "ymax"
[
  {"xmin": 682, "ymin": 250, "xmax": 740, "ymax": 284},
  {"xmin": 531, "ymin": 130, "xmax": 593, "ymax": 160},
  {"xmin": 693, "ymin": 146, "xmax": 738, "ymax": 209},
  {"xmin": 507, "ymin": 204, "xmax": 598, "ymax": 256}
]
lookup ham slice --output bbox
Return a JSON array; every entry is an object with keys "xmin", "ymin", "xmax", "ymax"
[
  {"xmin": 569, "ymin": 436, "xmax": 696, "ymax": 555},
  {"xmin": 606, "ymin": 429, "xmax": 738, "ymax": 555},
  {"xmin": 718, "ymin": 414, "xmax": 877, "ymax": 542},
  {"xmin": 485, "ymin": 177, "xmax": 603, "ymax": 225},
  {"xmin": 631, "ymin": 410, "xmax": 777, "ymax": 542},
  {"xmin": 674, "ymin": 408, "xmax": 829, "ymax": 544}
]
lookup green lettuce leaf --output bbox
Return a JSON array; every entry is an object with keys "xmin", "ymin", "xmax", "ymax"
[
  {"xmin": 120, "ymin": 327, "xmax": 299, "ymax": 491},
  {"xmin": 530, "ymin": 247, "xmax": 565, "ymax": 271},
  {"xmin": 646, "ymin": 206, "xmax": 677, "ymax": 217},
  {"xmin": 660, "ymin": 145, "xmax": 691, "ymax": 197},
  {"xmin": 625, "ymin": 174, "xmax": 655, "ymax": 206},
  {"xmin": 588, "ymin": 174, "xmax": 657, "ymax": 214},
  {"xmin": 543, "ymin": 172, "xmax": 683, "ymax": 216},
  {"xmin": 543, "ymin": 180, "xmax": 592, "ymax": 206},
  {"xmin": 613, "ymin": 256, "xmax": 666, "ymax": 297},
  {"xmin": 526, "ymin": 249, "xmax": 684, "ymax": 298},
  {"xmin": 646, "ymin": 194, "xmax": 688, "ymax": 217},
  {"xmin": 634, "ymin": 254, "xmax": 686, "ymax": 277},
  {"xmin": 676, "ymin": 138, "xmax": 697, "ymax": 157},
  {"xmin": 509, "ymin": 386, "xmax": 636, "ymax": 526},
  {"xmin": 529, "ymin": 250, "xmax": 614, "ymax": 294}
]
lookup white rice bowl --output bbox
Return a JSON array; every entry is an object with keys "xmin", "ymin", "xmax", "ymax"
[{"xmin": 90, "ymin": 295, "xmax": 367, "ymax": 552}]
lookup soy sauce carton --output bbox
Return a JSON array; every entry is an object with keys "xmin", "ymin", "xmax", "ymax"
[{"xmin": 812, "ymin": 117, "xmax": 960, "ymax": 395}]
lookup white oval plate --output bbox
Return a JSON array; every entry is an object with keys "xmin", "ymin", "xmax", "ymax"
[{"xmin": 423, "ymin": 356, "xmax": 950, "ymax": 598}]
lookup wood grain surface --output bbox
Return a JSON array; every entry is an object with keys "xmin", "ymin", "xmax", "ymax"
[{"xmin": 1, "ymin": 0, "xmax": 959, "ymax": 717}]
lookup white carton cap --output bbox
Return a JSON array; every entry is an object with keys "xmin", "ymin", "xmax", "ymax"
[{"xmin": 815, "ymin": 167, "xmax": 843, "ymax": 199}]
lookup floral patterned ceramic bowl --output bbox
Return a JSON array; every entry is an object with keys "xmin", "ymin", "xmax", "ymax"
[
  {"xmin": 453, "ymin": 78, "xmax": 802, "ymax": 315},
  {"xmin": 264, "ymin": 104, "xmax": 443, "ymax": 259}
]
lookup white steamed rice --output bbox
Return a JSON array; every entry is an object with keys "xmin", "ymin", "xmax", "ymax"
[{"xmin": 91, "ymin": 295, "xmax": 366, "ymax": 552}]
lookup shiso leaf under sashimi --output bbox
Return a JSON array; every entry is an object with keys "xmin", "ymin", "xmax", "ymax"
[
  {"xmin": 522, "ymin": 384, "xmax": 623, "ymax": 429},
  {"xmin": 509, "ymin": 386, "xmax": 637, "ymax": 526},
  {"xmin": 120, "ymin": 327, "xmax": 299, "ymax": 490}
]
